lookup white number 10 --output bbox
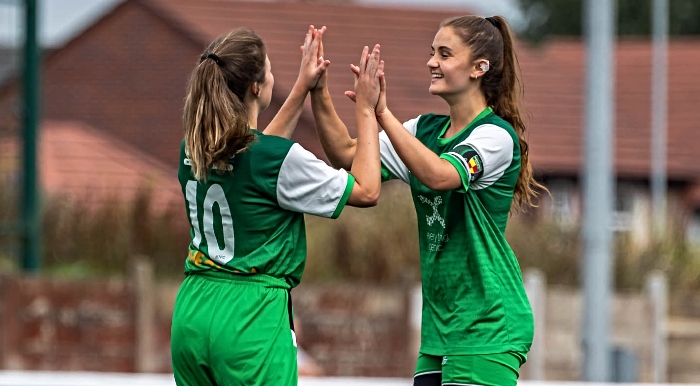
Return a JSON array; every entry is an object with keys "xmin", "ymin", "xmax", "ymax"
[{"xmin": 185, "ymin": 181, "xmax": 235, "ymax": 265}]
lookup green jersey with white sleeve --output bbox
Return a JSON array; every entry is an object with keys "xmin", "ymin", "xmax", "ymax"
[
  {"xmin": 178, "ymin": 130, "xmax": 354, "ymax": 288},
  {"xmin": 380, "ymin": 108, "xmax": 533, "ymax": 355}
]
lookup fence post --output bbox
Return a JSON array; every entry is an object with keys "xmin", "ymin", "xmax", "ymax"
[
  {"xmin": 646, "ymin": 270, "xmax": 668, "ymax": 382},
  {"xmin": 523, "ymin": 269, "xmax": 546, "ymax": 380},
  {"xmin": 132, "ymin": 258, "xmax": 156, "ymax": 372}
]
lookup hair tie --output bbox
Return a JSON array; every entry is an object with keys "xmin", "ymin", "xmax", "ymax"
[
  {"xmin": 206, "ymin": 53, "xmax": 223, "ymax": 66},
  {"xmin": 485, "ymin": 16, "xmax": 500, "ymax": 29}
]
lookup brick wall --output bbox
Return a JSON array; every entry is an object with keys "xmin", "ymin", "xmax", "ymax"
[
  {"xmin": 1, "ymin": 268, "xmax": 699, "ymax": 380},
  {"xmin": 0, "ymin": 274, "xmax": 135, "ymax": 371},
  {"xmin": 0, "ymin": 0, "xmax": 320, "ymax": 168},
  {"xmin": 39, "ymin": 1, "xmax": 202, "ymax": 167},
  {"xmin": 292, "ymin": 284, "xmax": 412, "ymax": 377}
]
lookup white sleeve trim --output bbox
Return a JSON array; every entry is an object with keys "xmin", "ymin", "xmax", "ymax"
[
  {"xmin": 458, "ymin": 124, "xmax": 514, "ymax": 190},
  {"xmin": 277, "ymin": 143, "xmax": 350, "ymax": 218},
  {"xmin": 379, "ymin": 116, "xmax": 419, "ymax": 184}
]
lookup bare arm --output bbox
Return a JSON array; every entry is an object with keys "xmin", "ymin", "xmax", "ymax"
[
  {"xmin": 310, "ymin": 87, "xmax": 357, "ymax": 170},
  {"xmin": 309, "ymin": 32, "xmax": 358, "ymax": 170},
  {"xmin": 376, "ymin": 73, "xmax": 461, "ymax": 191},
  {"xmin": 264, "ymin": 26, "xmax": 330, "ymax": 138},
  {"xmin": 346, "ymin": 45, "xmax": 383, "ymax": 207}
]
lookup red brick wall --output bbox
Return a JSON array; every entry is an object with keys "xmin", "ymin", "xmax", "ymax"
[
  {"xmin": 0, "ymin": 0, "xmax": 323, "ymax": 168},
  {"xmin": 0, "ymin": 274, "xmax": 135, "ymax": 371},
  {"xmin": 291, "ymin": 284, "xmax": 412, "ymax": 377},
  {"xmin": 0, "ymin": 273, "xmax": 413, "ymax": 375},
  {"xmin": 38, "ymin": 1, "xmax": 202, "ymax": 167}
]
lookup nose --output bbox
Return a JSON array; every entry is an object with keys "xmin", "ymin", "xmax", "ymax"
[{"xmin": 427, "ymin": 56, "xmax": 438, "ymax": 68}]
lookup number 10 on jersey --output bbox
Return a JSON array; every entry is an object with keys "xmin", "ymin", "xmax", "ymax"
[{"xmin": 185, "ymin": 181, "xmax": 235, "ymax": 265}]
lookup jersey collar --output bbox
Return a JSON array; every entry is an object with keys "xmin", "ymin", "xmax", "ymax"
[{"xmin": 437, "ymin": 106, "xmax": 493, "ymax": 144}]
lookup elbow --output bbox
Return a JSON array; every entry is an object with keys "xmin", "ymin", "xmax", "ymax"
[
  {"xmin": 421, "ymin": 173, "xmax": 454, "ymax": 191},
  {"xmin": 357, "ymin": 188, "xmax": 380, "ymax": 207},
  {"xmin": 348, "ymin": 185, "xmax": 380, "ymax": 207},
  {"xmin": 364, "ymin": 189, "xmax": 381, "ymax": 207},
  {"xmin": 419, "ymin": 162, "xmax": 460, "ymax": 191},
  {"xmin": 330, "ymin": 156, "xmax": 352, "ymax": 171}
]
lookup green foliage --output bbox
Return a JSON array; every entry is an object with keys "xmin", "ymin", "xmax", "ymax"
[{"xmin": 516, "ymin": 0, "xmax": 700, "ymax": 43}]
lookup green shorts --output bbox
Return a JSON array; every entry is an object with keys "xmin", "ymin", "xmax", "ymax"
[
  {"xmin": 171, "ymin": 271, "xmax": 297, "ymax": 386},
  {"xmin": 414, "ymin": 351, "xmax": 526, "ymax": 386}
]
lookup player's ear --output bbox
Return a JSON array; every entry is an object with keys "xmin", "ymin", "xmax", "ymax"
[
  {"xmin": 250, "ymin": 82, "xmax": 261, "ymax": 98},
  {"xmin": 471, "ymin": 59, "xmax": 490, "ymax": 79}
]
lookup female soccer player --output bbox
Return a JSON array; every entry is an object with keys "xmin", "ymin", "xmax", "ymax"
[
  {"xmin": 170, "ymin": 26, "xmax": 384, "ymax": 386},
  {"xmin": 310, "ymin": 16, "xmax": 545, "ymax": 386}
]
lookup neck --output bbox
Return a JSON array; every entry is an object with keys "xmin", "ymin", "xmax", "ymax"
[
  {"xmin": 445, "ymin": 88, "xmax": 488, "ymax": 137},
  {"xmin": 246, "ymin": 102, "xmax": 259, "ymax": 130}
]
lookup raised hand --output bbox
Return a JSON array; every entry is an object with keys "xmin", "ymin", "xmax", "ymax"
[
  {"xmin": 345, "ymin": 56, "xmax": 386, "ymax": 116},
  {"xmin": 298, "ymin": 25, "xmax": 331, "ymax": 91},
  {"xmin": 376, "ymin": 67, "xmax": 388, "ymax": 118},
  {"xmin": 353, "ymin": 44, "xmax": 384, "ymax": 113}
]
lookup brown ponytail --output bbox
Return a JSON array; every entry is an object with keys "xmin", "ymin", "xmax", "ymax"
[
  {"xmin": 182, "ymin": 28, "xmax": 267, "ymax": 181},
  {"xmin": 441, "ymin": 16, "xmax": 547, "ymax": 211}
]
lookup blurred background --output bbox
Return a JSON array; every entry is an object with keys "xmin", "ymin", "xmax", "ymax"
[{"xmin": 0, "ymin": 0, "xmax": 699, "ymax": 384}]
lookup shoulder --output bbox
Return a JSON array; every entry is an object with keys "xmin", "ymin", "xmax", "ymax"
[
  {"xmin": 417, "ymin": 113, "xmax": 449, "ymax": 128},
  {"xmin": 248, "ymin": 130, "xmax": 296, "ymax": 161},
  {"xmin": 479, "ymin": 114, "xmax": 517, "ymax": 141},
  {"xmin": 410, "ymin": 113, "xmax": 449, "ymax": 138}
]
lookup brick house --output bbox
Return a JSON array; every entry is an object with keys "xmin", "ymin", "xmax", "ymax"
[{"xmin": 1, "ymin": 0, "xmax": 700, "ymax": 245}]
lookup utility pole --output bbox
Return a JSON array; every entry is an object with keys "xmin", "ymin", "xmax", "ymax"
[
  {"xmin": 651, "ymin": 0, "xmax": 668, "ymax": 240},
  {"xmin": 21, "ymin": 0, "xmax": 41, "ymax": 272},
  {"xmin": 582, "ymin": 0, "xmax": 616, "ymax": 381}
]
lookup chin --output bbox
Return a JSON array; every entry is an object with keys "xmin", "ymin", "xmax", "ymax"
[{"xmin": 428, "ymin": 87, "xmax": 441, "ymax": 96}]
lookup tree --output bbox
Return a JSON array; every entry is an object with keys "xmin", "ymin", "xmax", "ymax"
[{"xmin": 516, "ymin": 0, "xmax": 700, "ymax": 43}]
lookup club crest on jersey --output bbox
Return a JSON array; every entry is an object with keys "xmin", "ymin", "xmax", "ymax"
[
  {"xmin": 418, "ymin": 195, "xmax": 446, "ymax": 228},
  {"xmin": 468, "ymin": 154, "xmax": 483, "ymax": 180}
]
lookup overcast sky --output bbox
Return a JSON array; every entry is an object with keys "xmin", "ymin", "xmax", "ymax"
[{"xmin": 0, "ymin": 0, "xmax": 523, "ymax": 47}]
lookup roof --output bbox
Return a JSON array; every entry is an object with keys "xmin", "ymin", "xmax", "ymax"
[
  {"xmin": 0, "ymin": 120, "xmax": 181, "ymax": 211},
  {"xmin": 142, "ymin": 0, "xmax": 700, "ymax": 180},
  {"xmin": 520, "ymin": 37, "xmax": 700, "ymax": 180},
  {"xmin": 141, "ymin": 0, "xmax": 461, "ymax": 158}
]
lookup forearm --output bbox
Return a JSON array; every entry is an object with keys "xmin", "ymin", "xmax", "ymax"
[
  {"xmin": 310, "ymin": 87, "xmax": 357, "ymax": 169},
  {"xmin": 263, "ymin": 83, "xmax": 308, "ymax": 139},
  {"xmin": 378, "ymin": 110, "xmax": 460, "ymax": 190},
  {"xmin": 348, "ymin": 108, "xmax": 381, "ymax": 206}
]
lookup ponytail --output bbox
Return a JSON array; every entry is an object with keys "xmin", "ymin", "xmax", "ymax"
[
  {"xmin": 441, "ymin": 16, "xmax": 548, "ymax": 211},
  {"xmin": 182, "ymin": 28, "xmax": 266, "ymax": 181}
]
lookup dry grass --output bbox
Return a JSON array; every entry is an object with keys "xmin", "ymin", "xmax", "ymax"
[
  {"xmin": 304, "ymin": 181, "xmax": 420, "ymax": 284},
  {"xmin": 1, "ymin": 175, "xmax": 699, "ymax": 310}
]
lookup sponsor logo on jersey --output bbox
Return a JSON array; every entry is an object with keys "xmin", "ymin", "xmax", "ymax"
[{"xmin": 418, "ymin": 195, "xmax": 446, "ymax": 228}]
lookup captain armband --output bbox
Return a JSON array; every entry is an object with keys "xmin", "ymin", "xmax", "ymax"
[{"xmin": 451, "ymin": 145, "xmax": 484, "ymax": 182}]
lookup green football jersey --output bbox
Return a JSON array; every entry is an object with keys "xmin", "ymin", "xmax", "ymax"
[
  {"xmin": 177, "ymin": 130, "xmax": 354, "ymax": 287},
  {"xmin": 379, "ymin": 107, "xmax": 534, "ymax": 355}
]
